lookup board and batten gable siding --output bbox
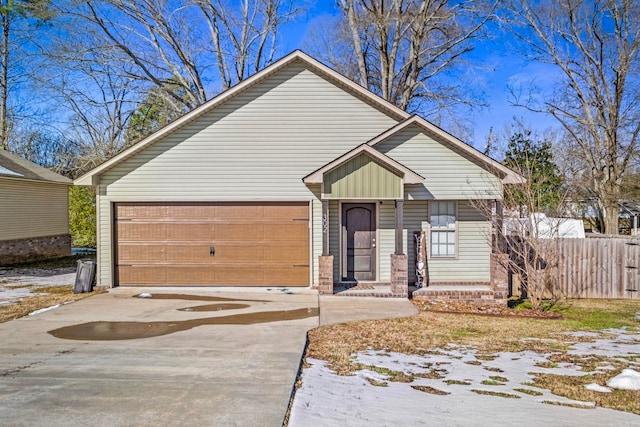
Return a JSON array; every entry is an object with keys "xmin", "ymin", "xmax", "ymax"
[
  {"xmin": 96, "ymin": 61, "xmax": 400, "ymax": 286},
  {"xmin": 375, "ymin": 125, "xmax": 502, "ymax": 200},
  {"xmin": 323, "ymin": 154, "xmax": 402, "ymax": 199},
  {"xmin": 0, "ymin": 178, "xmax": 68, "ymax": 241}
]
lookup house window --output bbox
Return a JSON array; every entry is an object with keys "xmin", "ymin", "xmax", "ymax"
[{"xmin": 430, "ymin": 201, "xmax": 456, "ymax": 257}]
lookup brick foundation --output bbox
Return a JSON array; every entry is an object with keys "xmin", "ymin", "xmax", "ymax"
[
  {"xmin": 318, "ymin": 255, "xmax": 334, "ymax": 295},
  {"xmin": 412, "ymin": 288, "xmax": 506, "ymax": 305},
  {"xmin": 0, "ymin": 234, "xmax": 71, "ymax": 265},
  {"xmin": 390, "ymin": 254, "xmax": 408, "ymax": 298}
]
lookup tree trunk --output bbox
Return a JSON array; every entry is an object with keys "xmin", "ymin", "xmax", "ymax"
[
  {"xmin": 0, "ymin": 4, "xmax": 9, "ymax": 151},
  {"xmin": 604, "ymin": 200, "xmax": 619, "ymax": 235}
]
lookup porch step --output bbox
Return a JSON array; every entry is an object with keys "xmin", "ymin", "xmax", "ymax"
[
  {"xmin": 334, "ymin": 283, "xmax": 398, "ymax": 298},
  {"xmin": 412, "ymin": 285, "xmax": 507, "ymax": 305}
]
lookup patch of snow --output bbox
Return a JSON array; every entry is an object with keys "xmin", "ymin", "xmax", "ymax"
[
  {"xmin": 28, "ymin": 304, "xmax": 61, "ymax": 316},
  {"xmin": 290, "ymin": 358, "xmax": 639, "ymax": 427},
  {"xmin": 596, "ymin": 365, "xmax": 617, "ymax": 371},
  {"xmin": 607, "ymin": 369, "xmax": 640, "ymax": 391},
  {"xmin": 291, "ymin": 329, "xmax": 640, "ymax": 426},
  {"xmin": 585, "ymin": 383, "xmax": 612, "ymax": 393},
  {"xmin": 138, "ymin": 293, "xmax": 153, "ymax": 298}
]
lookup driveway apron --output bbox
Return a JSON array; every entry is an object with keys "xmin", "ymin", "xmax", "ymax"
[{"xmin": 0, "ymin": 288, "xmax": 319, "ymax": 427}]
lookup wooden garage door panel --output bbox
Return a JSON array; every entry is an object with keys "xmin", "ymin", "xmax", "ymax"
[
  {"xmin": 118, "ymin": 266, "xmax": 167, "ymax": 285},
  {"xmin": 115, "ymin": 202, "xmax": 309, "ymax": 286},
  {"xmin": 119, "ymin": 222, "xmax": 308, "ymax": 243},
  {"xmin": 215, "ymin": 266, "xmax": 308, "ymax": 286},
  {"xmin": 166, "ymin": 266, "xmax": 215, "ymax": 284},
  {"xmin": 166, "ymin": 204, "xmax": 218, "ymax": 219},
  {"xmin": 118, "ymin": 243, "xmax": 309, "ymax": 264},
  {"xmin": 118, "ymin": 266, "xmax": 216, "ymax": 285},
  {"xmin": 213, "ymin": 222, "xmax": 308, "ymax": 242},
  {"xmin": 118, "ymin": 265, "xmax": 307, "ymax": 286},
  {"xmin": 116, "ymin": 204, "xmax": 167, "ymax": 220},
  {"xmin": 117, "ymin": 223, "xmax": 167, "ymax": 241}
]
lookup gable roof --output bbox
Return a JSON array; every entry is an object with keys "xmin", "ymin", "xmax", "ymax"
[
  {"xmin": 0, "ymin": 150, "xmax": 71, "ymax": 184},
  {"xmin": 74, "ymin": 50, "xmax": 523, "ymax": 187},
  {"xmin": 303, "ymin": 143, "xmax": 424, "ymax": 184},
  {"xmin": 74, "ymin": 50, "xmax": 409, "ymax": 186},
  {"xmin": 367, "ymin": 116, "xmax": 525, "ymax": 185}
]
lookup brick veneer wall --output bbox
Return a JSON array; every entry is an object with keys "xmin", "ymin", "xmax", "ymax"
[
  {"xmin": 390, "ymin": 254, "xmax": 408, "ymax": 298},
  {"xmin": 318, "ymin": 255, "xmax": 334, "ymax": 295},
  {"xmin": 490, "ymin": 253, "xmax": 509, "ymax": 299},
  {"xmin": 0, "ymin": 234, "xmax": 71, "ymax": 265}
]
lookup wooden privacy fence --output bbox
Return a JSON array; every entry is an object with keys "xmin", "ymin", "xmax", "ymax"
[{"xmin": 518, "ymin": 236, "xmax": 640, "ymax": 299}]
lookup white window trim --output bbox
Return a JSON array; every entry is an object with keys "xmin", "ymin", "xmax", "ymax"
[{"xmin": 428, "ymin": 200, "xmax": 458, "ymax": 259}]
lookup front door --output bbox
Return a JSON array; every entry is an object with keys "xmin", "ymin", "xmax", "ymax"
[{"xmin": 342, "ymin": 203, "xmax": 376, "ymax": 281}]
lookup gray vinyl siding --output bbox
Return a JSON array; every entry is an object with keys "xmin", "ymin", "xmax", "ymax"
[
  {"xmin": 378, "ymin": 201, "xmax": 395, "ymax": 281},
  {"xmin": 329, "ymin": 200, "xmax": 339, "ymax": 281},
  {"xmin": 101, "ymin": 62, "xmax": 398, "ymax": 199},
  {"xmin": 96, "ymin": 63, "xmax": 400, "ymax": 286},
  {"xmin": 417, "ymin": 201, "xmax": 490, "ymax": 282},
  {"xmin": 96, "ymin": 187, "xmax": 112, "ymax": 286},
  {"xmin": 312, "ymin": 198, "xmax": 321, "ymax": 284},
  {"xmin": 404, "ymin": 200, "xmax": 430, "ymax": 283},
  {"xmin": 375, "ymin": 125, "xmax": 502, "ymax": 200},
  {"xmin": 315, "ymin": 200, "xmax": 489, "ymax": 285},
  {"xmin": 0, "ymin": 178, "xmax": 68, "ymax": 241}
]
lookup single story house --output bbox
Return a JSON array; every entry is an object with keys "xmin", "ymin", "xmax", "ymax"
[
  {"xmin": 0, "ymin": 150, "xmax": 71, "ymax": 264},
  {"xmin": 75, "ymin": 51, "xmax": 522, "ymax": 301}
]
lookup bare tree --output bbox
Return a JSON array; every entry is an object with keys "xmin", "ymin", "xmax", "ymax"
[
  {"xmin": 196, "ymin": 0, "xmax": 298, "ymax": 90},
  {"xmin": 39, "ymin": 55, "xmax": 141, "ymax": 176},
  {"xmin": 308, "ymin": 0, "xmax": 493, "ymax": 116},
  {"xmin": 61, "ymin": 0, "xmax": 298, "ymax": 112},
  {"xmin": 503, "ymin": 0, "xmax": 640, "ymax": 235},
  {"xmin": 0, "ymin": 0, "xmax": 53, "ymax": 150}
]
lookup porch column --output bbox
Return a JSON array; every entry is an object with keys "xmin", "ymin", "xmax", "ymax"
[
  {"xmin": 318, "ymin": 199, "xmax": 333, "ymax": 294},
  {"xmin": 395, "ymin": 199, "xmax": 404, "ymax": 255},
  {"xmin": 322, "ymin": 199, "xmax": 329, "ymax": 255}
]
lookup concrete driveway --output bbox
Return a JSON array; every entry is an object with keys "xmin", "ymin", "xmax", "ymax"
[{"xmin": 0, "ymin": 288, "xmax": 319, "ymax": 427}]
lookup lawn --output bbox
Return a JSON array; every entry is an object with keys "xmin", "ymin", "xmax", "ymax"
[
  {"xmin": 0, "ymin": 285, "xmax": 103, "ymax": 324},
  {"xmin": 0, "ymin": 255, "xmax": 103, "ymax": 323},
  {"xmin": 306, "ymin": 299, "xmax": 640, "ymax": 414}
]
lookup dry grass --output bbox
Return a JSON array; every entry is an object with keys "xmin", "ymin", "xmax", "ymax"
[
  {"xmin": 0, "ymin": 285, "xmax": 104, "ymax": 323},
  {"xmin": 308, "ymin": 300, "xmax": 640, "ymax": 375},
  {"xmin": 306, "ymin": 299, "xmax": 640, "ymax": 413},
  {"xmin": 534, "ymin": 371, "xmax": 640, "ymax": 414},
  {"xmin": 471, "ymin": 390, "xmax": 520, "ymax": 399},
  {"xmin": 411, "ymin": 385, "xmax": 450, "ymax": 395},
  {"xmin": 308, "ymin": 311, "xmax": 572, "ymax": 375}
]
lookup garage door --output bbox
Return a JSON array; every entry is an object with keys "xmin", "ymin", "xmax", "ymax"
[{"xmin": 114, "ymin": 202, "xmax": 309, "ymax": 286}]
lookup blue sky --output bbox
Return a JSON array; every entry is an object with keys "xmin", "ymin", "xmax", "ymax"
[{"xmin": 277, "ymin": 2, "xmax": 560, "ymax": 152}]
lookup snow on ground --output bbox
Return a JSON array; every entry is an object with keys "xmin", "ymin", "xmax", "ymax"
[
  {"xmin": 608, "ymin": 369, "xmax": 640, "ymax": 391},
  {"xmin": 289, "ymin": 329, "xmax": 640, "ymax": 427},
  {"xmin": 0, "ymin": 267, "xmax": 75, "ymax": 306}
]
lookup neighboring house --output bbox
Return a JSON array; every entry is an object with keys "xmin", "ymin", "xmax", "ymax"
[
  {"xmin": 75, "ymin": 51, "xmax": 522, "ymax": 301},
  {"xmin": 0, "ymin": 150, "xmax": 71, "ymax": 264}
]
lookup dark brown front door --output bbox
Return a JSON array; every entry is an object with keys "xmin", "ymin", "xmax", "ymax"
[{"xmin": 342, "ymin": 203, "xmax": 376, "ymax": 281}]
